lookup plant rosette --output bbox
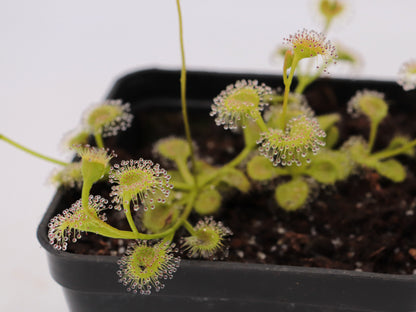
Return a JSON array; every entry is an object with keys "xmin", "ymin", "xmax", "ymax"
[
  {"xmin": 0, "ymin": 1, "xmax": 414, "ymax": 311},
  {"xmin": 37, "ymin": 69, "xmax": 416, "ymax": 312}
]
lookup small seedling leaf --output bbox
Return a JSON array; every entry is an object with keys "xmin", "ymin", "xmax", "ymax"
[
  {"xmin": 275, "ymin": 178, "xmax": 309, "ymax": 211},
  {"xmin": 317, "ymin": 113, "xmax": 341, "ymax": 131},
  {"xmin": 143, "ymin": 201, "xmax": 181, "ymax": 233},
  {"xmin": 306, "ymin": 150, "xmax": 352, "ymax": 184},
  {"xmin": 305, "ymin": 158, "xmax": 338, "ymax": 184},
  {"xmin": 196, "ymin": 160, "xmax": 218, "ymax": 181},
  {"xmin": 194, "ymin": 187, "xmax": 222, "ymax": 215},
  {"xmin": 375, "ymin": 159, "xmax": 406, "ymax": 182},
  {"xmin": 220, "ymin": 168, "xmax": 250, "ymax": 193},
  {"xmin": 386, "ymin": 136, "xmax": 415, "ymax": 157},
  {"xmin": 324, "ymin": 126, "xmax": 340, "ymax": 149},
  {"xmin": 247, "ymin": 155, "xmax": 278, "ymax": 181},
  {"xmin": 155, "ymin": 137, "xmax": 190, "ymax": 161}
]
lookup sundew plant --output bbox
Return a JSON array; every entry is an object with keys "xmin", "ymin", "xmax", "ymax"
[{"xmin": 2, "ymin": 0, "xmax": 416, "ymax": 294}]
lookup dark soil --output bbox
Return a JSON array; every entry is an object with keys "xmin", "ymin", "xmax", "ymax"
[{"xmin": 65, "ymin": 79, "xmax": 416, "ymax": 275}]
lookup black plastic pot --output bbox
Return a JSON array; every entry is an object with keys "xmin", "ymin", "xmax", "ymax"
[{"xmin": 37, "ymin": 69, "xmax": 416, "ymax": 312}]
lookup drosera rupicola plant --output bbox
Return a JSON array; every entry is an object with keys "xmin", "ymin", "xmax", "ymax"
[{"xmin": 2, "ymin": 0, "xmax": 416, "ymax": 294}]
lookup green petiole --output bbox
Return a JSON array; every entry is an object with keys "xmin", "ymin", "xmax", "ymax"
[{"xmin": 0, "ymin": 134, "xmax": 69, "ymax": 166}]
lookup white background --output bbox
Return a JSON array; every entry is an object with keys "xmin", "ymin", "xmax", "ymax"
[{"xmin": 1, "ymin": 0, "xmax": 415, "ymax": 311}]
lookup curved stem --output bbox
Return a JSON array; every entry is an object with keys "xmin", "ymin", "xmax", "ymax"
[
  {"xmin": 295, "ymin": 74, "xmax": 313, "ymax": 94},
  {"xmin": 200, "ymin": 145, "xmax": 253, "ymax": 187},
  {"xmin": 123, "ymin": 199, "xmax": 139, "ymax": 235},
  {"xmin": 281, "ymin": 56, "xmax": 300, "ymax": 129},
  {"xmin": 75, "ymin": 219, "xmax": 132, "ymax": 239},
  {"xmin": 176, "ymin": 0, "xmax": 197, "ymax": 185},
  {"xmin": 323, "ymin": 19, "xmax": 331, "ymax": 34},
  {"xmin": 367, "ymin": 121, "xmax": 379, "ymax": 153},
  {"xmin": 267, "ymin": 94, "xmax": 284, "ymax": 105},
  {"xmin": 0, "ymin": 134, "xmax": 68, "ymax": 166},
  {"xmin": 242, "ymin": 121, "xmax": 261, "ymax": 147},
  {"xmin": 254, "ymin": 113, "xmax": 269, "ymax": 133},
  {"xmin": 295, "ymin": 64, "xmax": 327, "ymax": 94},
  {"xmin": 77, "ymin": 146, "xmax": 198, "ymax": 240},
  {"xmin": 183, "ymin": 220, "xmax": 197, "ymax": 236},
  {"xmin": 81, "ymin": 180, "xmax": 93, "ymax": 215},
  {"xmin": 371, "ymin": 138, "xmax": 416, "ymax": 160},
  {"xmin": 76, "ymin": 189, "xmax": 198, "ymax": 241},
  {"xmin": 94, "ymin": 133, "xmax": 104, "ymax": 148},
  {"xmin": 175, "ymin": 157, "xmax": 194, "ymax": 184},
  {"xmin": 224, "ymin": 145, "xmax": 253, "ymax": 169},
  {"xmin": 172, "ymin": 180, "xmax": 193, "ymax": 191},
  {"xmin": 80, "ymin": 179, "xmax": 134, "ymax": 238},
  {"xmin": 162, "ymin": 232, "xmax": 175, "ymax": 244},
  {"xmin": 133, "ymin": 190, "xmax": 197, "ymax": 240}
]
